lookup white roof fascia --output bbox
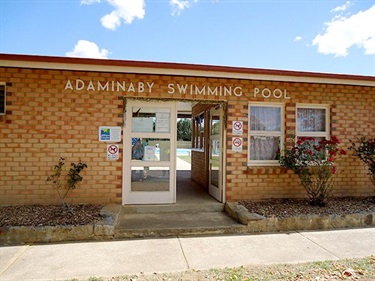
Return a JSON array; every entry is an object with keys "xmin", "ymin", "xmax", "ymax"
[{"xmin": 1, "ymin": 59, "xmax": 375, "ymax": 87}]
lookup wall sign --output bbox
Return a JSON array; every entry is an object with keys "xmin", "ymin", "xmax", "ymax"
[
  {"xmin": 99, "ymin": 126, "xmax": 122, "ymax": 142},
  {"xmin": 232, "ymin": 137, "xmax": 243, "ymax": 152},
  {"xmin": 107, "ymin": 144, "xmax": 119, "ymax": 160},
  {"xmin": 132, "ymin": 118, "xmax": 153, "ymax": 133},
  {"xmin": 232, "ymin": 121, "xmax": 243, "ymax": 135},
  {"xmin": 155, "ymin": 112, "xmax": 170, "ymax": 133}
]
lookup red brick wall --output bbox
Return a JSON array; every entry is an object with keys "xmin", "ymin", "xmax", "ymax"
[
  {"xmin": 0, "ymin": 65, "xmax": 373, "ymax": 205},
  {"xmin": 0, "ymin": 68, "xmax": 124, "ymax": 205},
  {"xmin": 225, "ymin": 80, "xmax": 374, "ymax": 201}
]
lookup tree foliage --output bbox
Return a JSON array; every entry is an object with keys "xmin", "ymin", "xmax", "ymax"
[
  {"xmin": 177, "ymin": 119, "xmax": 192, "ymax": 141},
  {"xmin": 349, "ymin": 136, "xmax": 375, "ymax": 186}
]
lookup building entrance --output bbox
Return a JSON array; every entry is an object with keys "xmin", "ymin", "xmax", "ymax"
[
  {"xmin": 123, "ymin": 100, "xmax": 177, "ymax": 204},
  {"xmin": 123, "ymin": 100, "xmax": 224, "ymax": 205}
]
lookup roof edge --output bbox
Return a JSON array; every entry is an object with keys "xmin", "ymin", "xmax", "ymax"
[{"xmin": 1, "ymin": 53, "xmax": 374, "ymax": 85}]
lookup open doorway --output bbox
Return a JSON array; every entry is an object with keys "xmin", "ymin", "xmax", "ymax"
[
  {"xmin": 123, "ymin": 99, "xmax": 224, "ymax": 205},
  {"xmin": 176, "ymin": 102, "xmax": 224, "ymax": 204}
]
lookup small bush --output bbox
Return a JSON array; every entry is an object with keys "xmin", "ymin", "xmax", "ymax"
[
  {"xmin": 349, "ymin": 136, "xmax": 375, "ymax": 187},
  {"xmin": 280, "ymin": 136, "xmax": 346, "ymax": 206},
  {"xmin": 47, "ymin": 157, "xmax": 88, "ymax": 207}
]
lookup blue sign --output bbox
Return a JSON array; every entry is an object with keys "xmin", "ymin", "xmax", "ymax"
[{"xmin": 100, "ymin": 128, "xmax": 110, "ymax": 141}]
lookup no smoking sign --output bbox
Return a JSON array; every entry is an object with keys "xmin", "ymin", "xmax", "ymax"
[
  {"xmin": 107, "ymin": 144, "xmax": 119, "ymax": 160},
  {"xmin": 232, "ymin": 121, "xmax": 243, "ymax": 135},
  {"xmin": 232, "ymin": 137, "xmax": 243, "ymax": 152}
]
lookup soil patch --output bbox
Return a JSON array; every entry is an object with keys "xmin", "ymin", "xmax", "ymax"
[
  {"xmin": 0, "ymin": 204, "xmax": 103, "ymax": 227},
  {"xmin": 239, "ymin": 196, "xmax": 375, "ymax": 219},
  {"xmin": 1, "ymin": 197, "xmax": 374, "ymax": 228}
]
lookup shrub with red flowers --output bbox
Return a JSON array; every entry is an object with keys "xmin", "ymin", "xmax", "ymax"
[
  {"xmin": 349, "ymin": 136, "xmax": 375, "ymax": 187},
  {"xmin": 280, "ymin": 136, "xmax": 347, "ymax": 206}
]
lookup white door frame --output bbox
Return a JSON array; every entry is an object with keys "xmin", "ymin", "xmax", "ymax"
[
  {"xmin": 208, "ymin": 105, "xmax": 224, "ymax": 202},
  {"xmin": 123, "ymin": 100, "xmax": 177, "ymax": 204}
]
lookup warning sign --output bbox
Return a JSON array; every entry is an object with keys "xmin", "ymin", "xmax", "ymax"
[
  {"xmin": 232, "ymin": 121, "xmax": 243, "ymax": 135},
  {"xmin": 107, "ymin": 144, "xmax": 119, "ymax": 160},
  {"xmin": 232, "ymin": 137, "xmax": 243, "ymax": 152}
]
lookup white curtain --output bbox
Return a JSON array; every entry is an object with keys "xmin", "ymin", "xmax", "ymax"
[
  {"xmin": 250, "ymin": 136, "xmax": 280, "ymax": 160},
  {"xmin": 297, "ymin": 108, "xmax": 325, "ymax": 132},
  {"xmin": 250, "ymin": 106, "xmax": 281, "ymax": 131},
  {"xmin": 249, "ymin": 106, "xmax": 281, "ymax": 160}
]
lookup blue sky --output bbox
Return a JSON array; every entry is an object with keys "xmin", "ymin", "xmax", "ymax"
[{"xmin": 1, "ymin": 0, "xmax": 374, "ymax": 76}]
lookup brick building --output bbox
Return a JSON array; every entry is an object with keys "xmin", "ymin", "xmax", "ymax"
[{"xmin": 0, "ymin": 54, "xmax": 374, "ymax": 205}]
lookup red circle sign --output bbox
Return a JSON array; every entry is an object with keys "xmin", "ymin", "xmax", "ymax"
[
  {"xmin": 234, "ymin": 121, "xmax": 243, "ymax": 131},
  {"xmin": 233, "ymin": 137, "xmax": 242, "ymax": 147},
  {"xmin": 108, "ymin": 145, "xmax": 119, "ymax": 154}
]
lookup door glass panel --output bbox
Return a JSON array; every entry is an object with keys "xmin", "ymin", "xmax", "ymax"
[
  {"xmin": 210, "ymin": 162, "xmax": 219, "ymax": 187},
  {"xmin": 211, "ymin": 116, "xmax": 220, "ymax": 135},
  {"xmin": 132, "ymin": 107, "xmax": 171, "ymax": 133},
  {"xmin": 211, "ymin": 139, "xmax": 220, "ymax": 159},
  {"xmin": 131, "ymin": 167, "xmax": 170, "ymax": 191},
  {"xmin": 131, "ymin": 138, "xmax": 171, "ymax": 161}
]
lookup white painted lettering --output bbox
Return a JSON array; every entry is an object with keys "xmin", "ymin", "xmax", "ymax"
[
  {"xmin": 224, "ymin": 86, "xmax": 232, "ymax": 96},
  {"xmin": 168, "ymin": 83, "xmax": 175, "ymax": 94},
  {"xmin": 76, "ymin": 79, "xmax": 85, "ymax": 90},
  {"xmin": 117, "ymin": 81, "xmax": 126, "ymax": 92},
  {"xmin": 273, "ymin": 88, "xmax": 283, "ymax": 98},
  {"xmin": 284, "ymin": 90, "xmax": 291, "ymax": 99},
  {"xmin": 127, "ymin": 82, "xmax": 135, "ymax": 92},
  {"xmin": 98, "ymin": 81, "xmax": 109, "ymax": 91},
  {"xmin": 254, "ymin": 87, "xmax": 260, "ymax": 97},
  {"xmin": 87, "ymin": 81, "xmax": 95, "ymax": 91},
  {"xmin": 253, "ymin": 87, "xmax": 290, "ymax": 99},
  {"xmin": 147, "ymin": 82, "xmax": 154, "ymax": 93},
  {"xmin": 138, "ymin": 82, "xmax": 145, "ymax": 92},
  {"xmin": 65, "ymin": 79, "xmax": 73, "ymax": 90},
  {"xmin": 177, "ymin": 84, "xmax": 188, "ymax": 94},
  {"xmin": 262, "ymin": 88, "xmax": 271, "ymax": 98},
  {"xmin": 233, "ymin": 86, "xmax": 242, "ymax": 97},
  {"xmin": 195, "ymin": 85, "xmax": 205, "ymax": 95},
  {"xmin": 208, "ymin": 86, "xmax": 218, "ymax": 96}
]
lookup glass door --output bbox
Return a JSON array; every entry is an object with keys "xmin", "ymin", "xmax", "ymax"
[
  {"xmin": 123, "ymin": 100, "xmax": 176, "ymax": 204},
  {"xmin": 208, "ymin": 106, "xmax": 223, "ymax": 202}
]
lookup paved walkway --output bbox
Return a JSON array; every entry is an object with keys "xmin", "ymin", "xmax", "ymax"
[{"xmin": 1, "ymin": 228, "xmax": 374, "ymax": 281}]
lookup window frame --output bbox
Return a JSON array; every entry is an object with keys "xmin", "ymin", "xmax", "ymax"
[
  {"xmin": 296, "ymin": 104, "xmax": 330, "ymax": 140},
  {"xmin": 248, "ymin": 102, "xmax": 285, "ymax": 166},
  {"xmin": 192, "ymin": 112, "xmax": 205, "ymax": 150},
  {"xmin": 0, "ymin": 83, "xmax": 5, "ymax": 115}
]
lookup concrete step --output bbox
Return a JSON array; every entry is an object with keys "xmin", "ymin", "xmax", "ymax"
[
  {"xmin": 122, "ymin": 202, "xmax": 225, "ymax": 214},
  {"xmin": 114, "ymin": 211, "xmax": 246, "ymax": 239}
]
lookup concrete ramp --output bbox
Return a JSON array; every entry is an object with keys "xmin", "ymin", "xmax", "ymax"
[{"xmin": 115, "ymin": 203, "xmax": 245, "ymax": 239}]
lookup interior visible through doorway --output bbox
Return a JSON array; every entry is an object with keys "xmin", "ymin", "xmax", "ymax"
[{"xmin": 176, "ymin": 101, "xmax": 219, "ymax": 204}]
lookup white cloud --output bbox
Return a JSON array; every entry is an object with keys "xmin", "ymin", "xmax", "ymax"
[
  {"xmin": 80, "ymin": 0, "xmax": 100, "ymax": 5},
  {"xmin": 331, "ymin": 1, "xmax": 352, "ymax": 12},
  {"xmin": 100, "ymin": 0, "xmax": 146, "ymax": 30},
  {"xmin": 170, "ymin": 0, "xmax": 197, "ymax": 16},
  {"xmin": 312, "ymin": 5, "xmax": 375, "ymax": 56},
  {"xmin": 294, "ymin": 36, "xmax": 302, "ymax": 42},
  {"xmin": 66, "ymin": 40, "xmax": 110, "ymax": 59}
]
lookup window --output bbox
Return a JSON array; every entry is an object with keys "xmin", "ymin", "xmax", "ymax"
[
  {"xmin": 248, "ymin": 103, "xmax": 284, "ymax": 166},
  {"xmin": 296, "ymin": 104, "xmax": 329, "ymax": 142},
  {"xmin": 192, "ymin": 113, "xmax": 205, "ymax": 150},
  {"xmin": 0, "ymin": 84, "xmax": 5, "ymax": 115}
]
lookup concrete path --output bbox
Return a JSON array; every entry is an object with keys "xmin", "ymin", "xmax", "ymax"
[{"xmin": 0, "ymin": 228, "xmax": 374, "ymax": 281}]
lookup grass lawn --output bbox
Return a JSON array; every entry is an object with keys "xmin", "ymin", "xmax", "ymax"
[
  {"xmin": 177, "ymin": 155, "xmax": 191, "ymax": 164},
  {"xmin": 74, "ymin": 256, "xmax": 374, "ymax": 281}
]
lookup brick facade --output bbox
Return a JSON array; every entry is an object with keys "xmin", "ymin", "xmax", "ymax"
[{"xmin": 0, "ymin": 54, "xmax": 374, "ymax": 205}]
